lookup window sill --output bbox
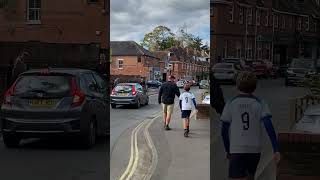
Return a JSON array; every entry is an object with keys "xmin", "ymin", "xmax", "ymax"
[
  {"xmin": 26, "ymin": 20, "xmax": 41, "ymax": 25},
  {"xmin": 118, "ymin": 68, "xmax": 123, "ymax": 70}
]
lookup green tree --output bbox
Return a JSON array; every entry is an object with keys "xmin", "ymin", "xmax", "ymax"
[{"xmin": 141, "ymin": 25, "xmax": 176, "ymax": 51}]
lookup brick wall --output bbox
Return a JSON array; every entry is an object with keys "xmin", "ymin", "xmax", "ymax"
[{"xmin": 111, "ymin": 55, "xmax": 159, "ymax": 78}]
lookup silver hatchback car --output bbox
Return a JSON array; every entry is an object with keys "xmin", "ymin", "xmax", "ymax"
[{"xmin": 1, "ymin": 68, "xmax": 109, "ymax": 148}]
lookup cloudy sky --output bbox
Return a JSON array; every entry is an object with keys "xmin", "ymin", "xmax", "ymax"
[{"xmin": 111, "ymin": 0, "xmax": 210, "ymax": 45}]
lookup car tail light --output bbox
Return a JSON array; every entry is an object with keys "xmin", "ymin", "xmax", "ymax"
[
  {"xmin": 3, "ymin": 80, "xmax": 17, "ymax": 105},
  {"xmin": 111, "ymin": 88, "xmax": 116, "ymax": 95},
  {"xmin": 70, "ymin": 77, "xmax": 85, "ymax": 108},
  {"xmin": 132, "ymin": 86, "xmax": 137, "ymax": 95}
]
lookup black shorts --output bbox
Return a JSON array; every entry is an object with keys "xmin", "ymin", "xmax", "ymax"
[
  {"xmin": 229, "ymin": 153, "xmax": 261, "ymax": 178},
  {"xmin": 181, "ymin": 110, "xmax": 192, "ymax": 118}
]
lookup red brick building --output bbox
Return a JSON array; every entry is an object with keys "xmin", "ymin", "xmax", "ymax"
[
  {"xmin": 155, "ymin": 47, "xmax": 210, "ymax": 81},
  {"xmin": 0, "ymin": 0, "xmax": 109, "ymax": 68},
  {"xmin": 110, "ymin": 41, "xmax": 160, "ymax": 80},
  {"xmin": 211, "ymin": 0, "xmax": 320, "ymax": 65}
]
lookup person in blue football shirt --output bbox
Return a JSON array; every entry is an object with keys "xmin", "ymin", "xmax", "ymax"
[{"xmin": 220, "ymin": 71, "xmax": 281, "ymax": 180}]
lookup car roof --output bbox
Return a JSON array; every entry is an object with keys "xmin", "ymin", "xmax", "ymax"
[{"xmin": 21, "ymin": 68, "xmax": 94, "ymax": 76}]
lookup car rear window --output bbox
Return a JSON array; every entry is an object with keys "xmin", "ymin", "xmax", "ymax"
[
  {"xmin": 215, "ymin": 64, "xmax": 233, "ymax": 69},
  {"xmin": 115, "ymin": 85, "xmax": 133, "ymax": 92},
  {"xmin": 201, "ymin": 80, "xmax": 208, "ymax": 83},
  {"xmin": 14, "ymin": 75, "xmax": 72, "ymax": 96}
]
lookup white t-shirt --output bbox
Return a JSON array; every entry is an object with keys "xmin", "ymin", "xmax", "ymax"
[
  {"xmin": 179, "ymin": 92, "xmax": 196, "ymax": 110},
  {"xmin": 220, "ymin": 94, "xmax": 271, "ymax": 153}
]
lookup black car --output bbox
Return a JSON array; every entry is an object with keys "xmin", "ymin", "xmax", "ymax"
[
  {"xmin": 285, "ymin": 58, "xmax": 316, "ymax": 86},
  {"xmin": 110, "ymin": 83, "xmax": 149, "ymax": 109},
  {"xmin": 1, "ymin": 68, "xmax": 109, "ymax": 148},
  {"xmin": 146, "ymin": 80, "xmax": 161, "ymax": 88}
]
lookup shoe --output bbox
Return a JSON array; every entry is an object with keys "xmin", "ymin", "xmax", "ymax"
[
  {"xmin": 165, "ymin": 125, "xmax": 171, "ymax": 131},
  {"xmin": 184, "ymin": 130, "xmax": 189, "ymax": 137}
]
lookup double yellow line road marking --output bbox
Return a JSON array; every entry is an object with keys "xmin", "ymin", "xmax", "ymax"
[{"xmin": 119, "ymin": 113, "xmax": 161, "ymax": 180}]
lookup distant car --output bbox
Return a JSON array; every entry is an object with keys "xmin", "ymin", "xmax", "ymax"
[
  {"xmin": 202, "ymin": 95, "xmax": 210, "ymax": 104},
  {"xmin": 199, "ymin": 80, "xmax": 209, "ymax": 89},
  {"xmin": 111, "ymin": 83, "xmax": 149, "ymax": 109},
  {"xmin": 213, "ymin": 63, "xmax": 238, "ymax": 83},
  {"xmin": 223, "ymin": 58, "xmax": 243, "ymax": 70},
  {"xmin": 252, "ymin": 61, "xmax": 269, "ymax": 78},
  {"xmin": 176, "ymin": 80, "xmax": 185, "ymax": 88},
  {"xmin": 147, "ymin": 80, "xmax": 161, "ymax": 88},
  {"xmin": 285, "ymin": 58, "xmax": 316, "ymax": 86},
  {"xmin": 1, "ymin": 68, "xmax": 109, "ymax": 148}
]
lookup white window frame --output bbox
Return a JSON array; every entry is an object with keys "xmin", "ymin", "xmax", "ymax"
[
  {"xmin": 117, "ymin": 59, "xmax": 124, "ymax": 69},
  {"xmin": 27, "ymin": 0, "xmax": 41, "ymax": 24},
  {"xmin": 239, "ymin": 7, "xmax": 244, "ymax": 24},
  {"xmin": 247, "ymin": 8, "xmax": 253, "ymax": 25},
  {"xmin": 229, "ymin": 3, "xmax": 234, "ymax": 23}
]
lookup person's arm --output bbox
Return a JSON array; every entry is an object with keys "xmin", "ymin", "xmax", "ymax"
[
  {"xmin": 262, "ymin": 116, "xmax": 279, "ymax": 152},
  {"xmin": 158, "ymin": 86, "xmax": 163, "ymax": 104},
  {"xmin": 221, "ymin": 121, "xmax": 230, "ymax": 154},
  {"xmin": 179, "ymin": 100, "xmax": 182, "ymax": 110},
  {"xmin": 175, "ymin": 85, "xmax": 180, "ymax": 97}
]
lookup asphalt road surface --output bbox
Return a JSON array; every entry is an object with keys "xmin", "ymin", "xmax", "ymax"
[
  {"xmin": 211, "ymin": 78, "xmax": 307, "ymax": 180},
  {"xmin": 0, "ymin": 133, "xmax": 108, "ymax": 180}
]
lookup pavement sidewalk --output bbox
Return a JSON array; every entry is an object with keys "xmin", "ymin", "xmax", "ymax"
[{"xmin": 150, "ymin": 89, "xmax": 210, "ymax": 180}]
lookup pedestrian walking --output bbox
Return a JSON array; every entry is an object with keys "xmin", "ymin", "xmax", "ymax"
[
  {"xmin": 220, "ymin": 71, "xmax": 280, "ymax": 180},
  {"xmin": 12, "ymin": 51, "xmax": 28, "ymax": 82},
  {"xmin": 179, "ymin": 84, "xmax": 197, "ymax": 137},
  {"xmin": 210, "ymin": 71, "xmax": 225, "ymax": 115},
  {"xmin": 158, "ymin": 75, "xmax": 180, "ymax": 130}
]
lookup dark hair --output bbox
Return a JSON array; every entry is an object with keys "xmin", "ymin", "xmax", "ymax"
[
  {"xmin": 236, "ymin": 71, "xmax": 257, "ymax": 93},
  {"xmin": 184, "ymin": 84, "xmax": 191, "ymax": 91}
]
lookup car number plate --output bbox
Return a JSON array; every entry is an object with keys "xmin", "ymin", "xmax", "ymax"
[
  {"xmin": 119, "ymin": 93, "xmax": 128, "ymax": 96},
  {"xmin": 29, "ymin": 99, "xmax": 56, "ymax": 107}
]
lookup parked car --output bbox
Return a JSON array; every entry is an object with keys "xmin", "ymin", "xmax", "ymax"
[
  {"xmin": 1, "ymin": 68, "xmax": 109, "ymax": 148},
  {"xmin": 176, "ymin": 80, "xmax": 185, "ymax": 88},
  {"xmin": 223, "ymin": 58, "xmax": 243, "ymax": 70},
  {"xmin": 111, "ymin": 83, "xmax": 149, "ymax": 109},
  {"xmin": 199, "ymin": 80, "xmax": 209, "ymax": 89},
  {"xmin": 285, "ymin": 58, "xmax": 316, "ymax": 86},
  {"xmin": 213, "ymin": 63, "xmax": 238, "ymax": 83},
  {"xmin": 251, "ymin": 60, "xmax": 269, "ymax": 78},
  {"xmin": 147, "ymin": 80, "xmax": 161, "ymax": 88}
]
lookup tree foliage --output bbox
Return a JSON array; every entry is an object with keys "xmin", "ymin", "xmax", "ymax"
[{"xmin": 141, "ymin": 25, "xmax": 208, "ymax": 52}]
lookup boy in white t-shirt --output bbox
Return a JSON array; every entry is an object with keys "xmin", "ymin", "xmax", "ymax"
[
  {"xmin": 179, "ymin": 84, "xmax": 197, "ymax": 137},
  {"xmin": 220, "ymin": 71, "xmax": 280, "ymax": 180}
]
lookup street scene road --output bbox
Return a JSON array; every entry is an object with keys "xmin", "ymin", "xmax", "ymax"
[
  {"xmin": 211, "ymin": 78, "xmax": 308, "ymax": 180},
  {"xmin": 0, "ymin": 133, "xmax": 108, "ymax": 180},
  {"xmin": 110, "ymin": 87, "xmax": 210, "ymax": 180}
]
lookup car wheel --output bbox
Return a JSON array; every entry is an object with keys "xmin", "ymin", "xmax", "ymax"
[
  {"xmin": 135, "ymin": 99, "xmax": 141, "ymax": 109},
  {"xmin": 82, "ymin": 120, "xmax": 96, "ymax": 148},
  {"xmin": 111, "ymin": 104, "xmax": 116, "ymax": 109},
  {"xmin": 3, "ymin": 133, "xmax": 21, "ymax": 148}
]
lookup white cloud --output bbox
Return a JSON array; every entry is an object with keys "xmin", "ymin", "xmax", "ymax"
[{"xmin": 111, "ymin": 0, "xmax": 210, "ymax": 44}]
